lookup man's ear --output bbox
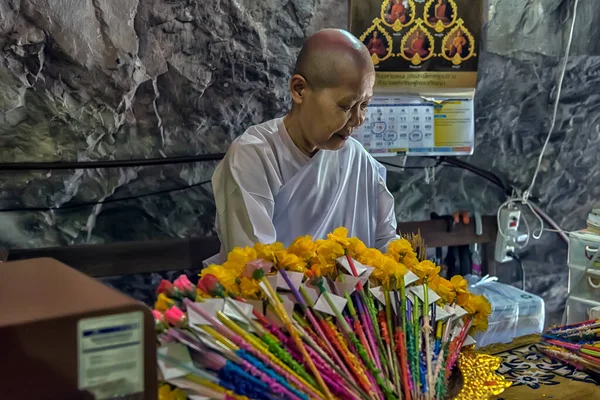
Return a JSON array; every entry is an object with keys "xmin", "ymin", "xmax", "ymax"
[{"xmin": 289, "ymin": 74, "xmax": 309, "ymax": 105}]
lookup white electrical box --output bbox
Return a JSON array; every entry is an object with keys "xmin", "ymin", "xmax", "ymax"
[{"xmin": 353, "ymin": 95, "xmax": 475, "ymax": 157}]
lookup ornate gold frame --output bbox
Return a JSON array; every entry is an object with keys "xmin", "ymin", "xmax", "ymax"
[
  {"xmin": 359, "ymin": 19, "xmax": 395, "ymax": 65},
  {"xmin": 423, "ymin": 0, "xmax": 458, "ymax": 33},
  {"xmin": 380, "ymin": 0, "xmax": 417, "ymax": 32},
  {"xmin": 439, "ymin": 19, "xmax": 476, "ymax": 65},
  {"xmin": 397, "ymin": 19, "xmax": 435, "ymax": 66}
]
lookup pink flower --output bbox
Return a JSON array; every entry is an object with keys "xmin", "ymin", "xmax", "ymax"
[
  {"xmin": 197, "ymin": 274, "xmax": 225, "ymax": 297},
  {"xmin": 164, "ymin": 306, "xmax": 188, "ymax": 328},
  {"xmin": 173, "ymin": 275, "xmax": 196, "ymax": 299},
  {"xmin": 243, "ymin": 259, "xmax": 273, "ymax": 280},
  {"xmin": 157, "ymin": 279, "xmax": 182, "ymax": 298},
  {"xmin": 152, "ymin": 310, "xmax": 168, "ymax": 333}
]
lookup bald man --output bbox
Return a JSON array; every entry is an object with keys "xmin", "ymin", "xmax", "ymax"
[{"xmin": 210, "ymin": 29, "xmax": 398, "ymax": 260}]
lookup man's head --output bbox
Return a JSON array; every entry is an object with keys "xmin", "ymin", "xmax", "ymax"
[
  {"xmin": 373, "ymin": 31, "xmax": 379, "ymax": 39},
  {"xmin": 285, "ymin": 29, "xmax": 375, "ymax": 155}
]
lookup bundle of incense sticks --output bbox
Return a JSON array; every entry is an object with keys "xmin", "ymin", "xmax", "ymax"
[
  {"xmin": 153, "ymin": 227, "xmax": 495, "ymax": 400},
  {"xmin": 540, "ymin": 318, "xmax": 600, "ymax": 381}
]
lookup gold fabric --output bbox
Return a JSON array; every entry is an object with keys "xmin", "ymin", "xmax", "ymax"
[{"xmin": 480, "ymin": 335, "xmax": 599, "ymax": 400}]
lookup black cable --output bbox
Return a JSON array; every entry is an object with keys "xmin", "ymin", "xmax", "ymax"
[
  {"xmin": 0, "ymin": 179, "xmax": 211, "ymax": 213},
  {"xmin": 378, "ymin": 160, "xmax": 442, "ymax": 170},
  {"xmin": 0, "ymin": 154, "xmax": 227, "ymax": 171},
  {"xmin": 435, "ymin": 156, "xmax": 507, "ymax": 192},
  {"xmin": 507, "ymin": 251, "xmax": 525, "ymax": 290}
]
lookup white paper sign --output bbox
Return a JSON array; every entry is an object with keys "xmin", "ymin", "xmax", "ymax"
[
  {"xmin": 223, "ymin": 299, "xmax": 254, "ymax": 323},
  {"xmin": 369, "ymin": 286, "xmax": 386, "ymax": 306},
  {"xmin": 276, "ymin": 271, "xmax": 305, "ymax": 291},
  {"xmin": 409, "ymin": 285, "xmax": 440, "ymax": 305},
  {"xmin": 337, "ymin": 256, "xmax": 368, "ymax": 275},
  {"xmin": 314, "ymin": 293, "xmax": 347, "ymax": 316},
  {"xmin": 462, "ymin": 335, "xmax": 477, "ymax": 348},
  {"xmin": 77, "ymin": 311, "xmax": 144, "ymax": 399},
  {"xmin": 404, "ymin": 271, "xmax": 420, "ymax": 286},
  {"xmin": 157, "ymin": 342, "xmax": 193, "ymax": 380},
  {"xmin": 334, "ymin": 274, "xmax": 361, "ymax": 295},
  {"xmin": 188, "ymin": 299, "xmax": 224, "ymax": 326},
  {"xmin": 431, "ymin": 305, "xmax": 453, "ymax": 321},
  {"xmin": 452, "ymin": 305, "xmax": 468, "ymax": 320},
  {"xmin": 358, "ymin": 266, "xmax": 375, "ymax": 285}
]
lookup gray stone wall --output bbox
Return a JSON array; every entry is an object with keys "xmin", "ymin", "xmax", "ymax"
[{"xmin": 1, "ymin": 0, "xmax": 599, "ymax": 323}]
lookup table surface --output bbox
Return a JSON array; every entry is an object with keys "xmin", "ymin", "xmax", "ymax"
[{"xmin": 481, "ymin": 335, "xmax": 599, "ymax": 400}]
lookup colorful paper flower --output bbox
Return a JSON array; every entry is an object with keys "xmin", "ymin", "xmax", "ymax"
[
  {"xmin": 164, "ymin": 306, "xmax": 188, "ymax": 328},
  {"xmin": 243, "ymin": 259, "xmax": 273, "ymax": 280},
  {"xmin": 154, "ymin": 293, "xmax": 176, "ymax": 312},
  {"xmin": 199, "ymin": 264, "xmax": 238, "ymax": 293},
  {"xmin": 173, "ymin": 274, "xmax": 196, "ymax": 299},
  {"xmin": 197, "ymin": 273, "xmax": 226, "ymax": 297},
  {"xmin": 157, "ymin": 279, "xmax": 182, "ymax": 299},
  {"xmin": 153, "ymin": 310, "xmax": 168, "ymax": 333}
]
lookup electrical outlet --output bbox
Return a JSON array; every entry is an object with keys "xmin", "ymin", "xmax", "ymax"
[{"xmin": 494, "ymin": 208, "xmax": 522, "ymax": 263}]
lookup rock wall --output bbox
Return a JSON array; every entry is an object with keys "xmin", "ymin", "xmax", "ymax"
[{"xmin": 1, "ymin": 0, "xmax": 599, "ymax": 323}]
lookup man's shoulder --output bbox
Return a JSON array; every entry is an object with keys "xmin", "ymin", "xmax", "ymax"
[
  {"xmin": 232, "ymin": 118, "xmax": 282, "ymax": 149},
  {"xmin": 223, "ymin": 118, "xmax": 282, "ymax": 167},
  {"xmin": 345, "ymin": 137, "xmax": 379, "ymax": 164}
]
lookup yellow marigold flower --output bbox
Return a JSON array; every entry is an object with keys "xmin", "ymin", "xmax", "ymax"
[
  {"xmin": 468, "ymin": 294, "xmax": 492, "ymax": 332},
  {"xmin": 430, "ymin": 275, "xmax": 456, "ymax": 304},
  {"xmin": 402, "ymin": 253, "xmax": 420, "ymax": 269},
  {"xmin": 315, "ymin": 239, "xmax": 345, "ymax": 262},
  {"xmin": 356, "ymin": 248, "xmax": 385, "ymax": 267},
  {"xmin": 287, "ymin": 235, "xmax": 317, "ymax": 260},
  {"xmin": 413, "ymin": 260, "xmax": 441, "ymax": 280},
  {"xmin": 254, "ymin": 242, "xmax": 285, "ymax": 262},
  {"xmin": 456, "ymin": 291, "xmax": 472, "ymax": 309},
  {"xmin": 450, "ymin": 275, "xmax": 469, "ymax": 295},
  {"xmin": 227, "ymin": 246, "xmax": 258, "ymax": 267},
  {"xmin": 327, "ymin": 227, "xmax": 351, "ymax": 247},
  {"xmin": 388, "ymin": 238, "xmax": 416, "ymax": 259},
  {"xmin": 154, "ymin": 293, "xmax": 175, "ymax": 312},
  {"xmin": 238, "ymin": 277, "xmax": 264, "ymax": 299},
  {"xmin": 275, "ymin": 250, "xmax": 308, "ymax": 273},
  {"xmin": 347, "ymin": 237, "xmax": 367, "ymax": 258}
]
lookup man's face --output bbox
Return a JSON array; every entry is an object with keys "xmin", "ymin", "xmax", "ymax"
[{"xmin": 296, "ymin": 68, "xmax": 375, "ymax": 151}]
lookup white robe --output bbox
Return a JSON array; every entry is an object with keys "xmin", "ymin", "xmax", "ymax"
[{"xmin": 209, "ymin": 117, "xmax": 398, "ymax": 263}]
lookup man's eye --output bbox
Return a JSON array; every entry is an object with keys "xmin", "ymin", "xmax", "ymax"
[
  {"xmin": 339, "ymin": 105, "xmax": 352, "ymax": 112},
  {"xmin": 360, "ymin": 103, "xmax": 369, "ymax": 110}
]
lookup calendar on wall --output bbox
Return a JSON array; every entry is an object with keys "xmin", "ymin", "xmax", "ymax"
[{"xmin": 353, "ymin": 96, "xmax": 474, "ymax": 156}]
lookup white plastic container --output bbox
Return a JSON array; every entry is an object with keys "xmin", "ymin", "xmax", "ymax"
[
  {"xmin": 466, "ymin": 276, "xmax": 545, "ymax": 347},
  {"xmin": 565, "ymin": 296, "xmax": 599, "ymax": 325},
  {"xmin": 568, "ymin": 231, "xmax": 600, "ymax": 270}
]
